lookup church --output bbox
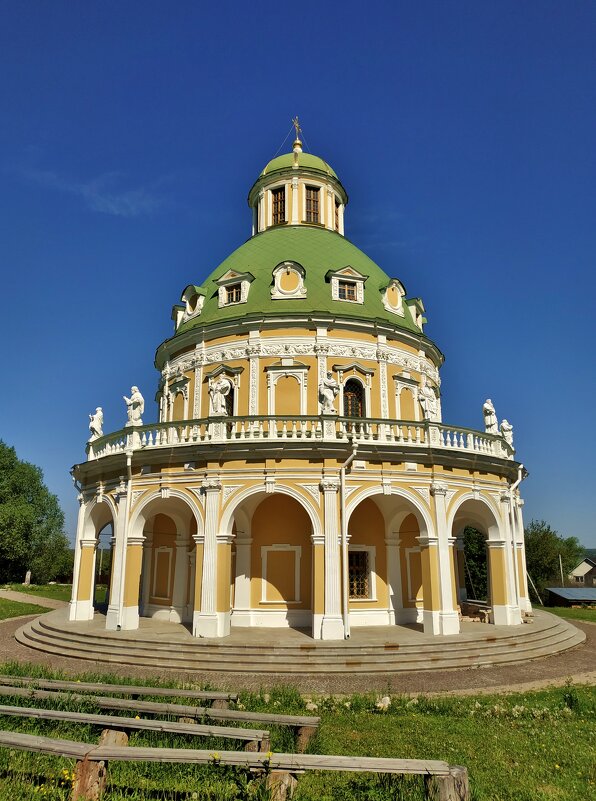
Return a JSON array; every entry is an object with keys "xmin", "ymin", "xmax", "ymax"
[{"xmin": 69, "ymin": 127, "xmax": 531, "ymax": 641}]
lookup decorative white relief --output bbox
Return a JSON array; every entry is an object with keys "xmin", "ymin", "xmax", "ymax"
[
  {"xmin": 189, "ymin": 487, "xmax": 205, "ymax": 507},
  {"xmin": 445, "ymin": 489, "xmax": 457, "ymax": 508},
  {"xmin": 382, "ymin": 478, "xmax": 392, "ymax": 496},
  {"xmin": 265, "ymin": 476, "xmax": 275, "ymax": 494},
  {"xmin": 215, "ymin": 269, "xmax": 254, "ymax": 308},
  {"xmin": 222, "ymin": 485, "xmax": 242, "ymax": 505},
  {"xmin": 381, "ymin": 279, "xmax": 406, "ymax": 316},
  {"xmin": 131, "ymin": 490, "xmax": 144, "ymax": 505},
  {"xmin": 328, "ymin": 266, "xmax": 367, "ymax": 304},
  {"xmin": 344, "ymin": 485, "xmax": 359, "ymax": 499},
  {"xmin": 411, "ymin": 486, "xmax": 430, "ymax": 504},
  {"xmin": 300, "ymin": 484, "xmax": 321, "ymax": 504},
  {"xmin": 160, "ymin": 487, "xmax": 171, "ymax": 499}
]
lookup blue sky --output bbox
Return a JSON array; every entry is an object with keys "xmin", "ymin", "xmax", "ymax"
[{"xmin": 1, "ymin": 1, "xmax": 594, "ymax": 547}]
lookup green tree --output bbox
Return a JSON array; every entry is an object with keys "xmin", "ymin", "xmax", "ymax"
[
  {"xmin": 463, "ymin": 526, "xmax": 488, "ymax": 600},
  {"xmin": 524, "ymin": 519, "xmax": 585, "ymax": 599},
  {"xmin": 0, "ymin": 440, "xmax": 70, "ymax": 584}
]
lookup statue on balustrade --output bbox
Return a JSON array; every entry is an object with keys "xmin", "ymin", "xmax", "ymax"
[
  {"xmin": 319, "ymin": 371, "xmax": 339, "ymax": 414},
  {"xmin": 419, "ymin": 377, "xmax": 439, "ymax": 421},
  {"xmin": 124, "ymin": 386, "xmax": 144, "ymax": 427},
  {"xmin": 88, "ymin": 407, "xmax": 104, "ymax": 441},
  {"xmin": 500, "ymin": 418, "xmax": 514, "ymax": 448},
  {"xmin": 483, "ymin": 398, "xmax": 498, "ymax": 434},
  {"xmin": 209, "ymin": 376, "xmax": 232, "ymax": 416}
]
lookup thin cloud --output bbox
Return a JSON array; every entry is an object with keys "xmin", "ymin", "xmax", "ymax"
[{"xmin": 16, "ymin": 167, "xmax": 168, "ymax": 218}]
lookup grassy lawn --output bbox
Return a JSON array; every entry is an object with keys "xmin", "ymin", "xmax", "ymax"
[
  {"xmin": 0, "ymin": 598, "xmax": 50, "ymax": 620},
  {"xmin": 0, "ymin": 665, "xmax": 592, "ymax": 800},
  {"xmin": 545, "ymin": 606, "xmax": 596, "ymax": 623},
  {"xmin": 2, "ymin": 583, "xmax": 72, "ymax": 602}
]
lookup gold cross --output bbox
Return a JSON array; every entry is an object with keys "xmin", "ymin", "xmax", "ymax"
[{"xmin": 292, "ymin": 116, "xmax": 302, "ymax": 140}]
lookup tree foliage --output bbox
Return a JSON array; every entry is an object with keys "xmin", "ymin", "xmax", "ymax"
[
  {"xmin": 0, "ymin": 441, "xmax": 71, "ymax": 583},
  {"xmin": 463, "ymin": 526, "xmax": 488, "ymax": 600},
  {"xmin": 524, "ymin": 519, "xmax": 585, "ymax": 599}
]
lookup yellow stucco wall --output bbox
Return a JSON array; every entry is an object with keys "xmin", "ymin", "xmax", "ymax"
[
  {"xmin": 399, "ymin": 513, "xmax": 421, "ymax": 608},
  {"xmin": 250, "ymin": 494, "xmax": 312, "ymax": 609},
  {"xmin": 76, "ymin": 547, "xmax": 95, "ymax": 601},
  {"xmin": 348, "ymin": 498, "xmax": 388, "ymax": 608},
  {"xmin": 489, "ymin": 547, "xmax": 508, "ymax": 605},
  {"xmin": 123, "ymin": 544, "xmax": 143, "ymax": 607}
]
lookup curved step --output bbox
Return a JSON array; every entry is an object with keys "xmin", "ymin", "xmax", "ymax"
[{"xmin": 14, "ymin": 610, "xmax": 585, "ymax": 675}]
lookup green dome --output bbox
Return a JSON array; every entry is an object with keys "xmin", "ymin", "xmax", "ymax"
[
  {"xmin": 260, "ymin": 152, "xmax": 338, "ymax": 179},
  {"xmin": 174, "ymin": 225, "xmax": 420, "ymax": 336}
]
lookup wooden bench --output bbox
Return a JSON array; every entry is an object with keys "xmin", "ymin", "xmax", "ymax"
[
  {"xmin": 0, "ymin": 675, "xmax": 237, "ymax": 705},
  {"xmin": 0, "ymin": 703, "xmax": 270, "ymax": 751},
  {"xmin": 0, "ymin": 729, "xmax": 470, "ymax": 801},
  {"xmin": 0, "ymin": 685, "xmax": 320, "ymax": 751}
]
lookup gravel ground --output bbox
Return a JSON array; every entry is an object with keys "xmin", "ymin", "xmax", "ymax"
[{"xmin": 0, "ymin": 613, "xmax": 594, "ymax": 695}]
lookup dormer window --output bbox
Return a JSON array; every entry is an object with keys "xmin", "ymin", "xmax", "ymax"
[
  {"xmin": 327, "ymin": 266, "xmax": 367, "ymax": 304},
  {"xmin": 338, "ymin": 280, "xmax": 357, "ymax": 301},
  {"xmin": 271, "ymin": 187, "xmax": 285, "ymax": 225},
  {"xmin": 216, "ymin": 269, "xmax": 255, "ymax": 308},
  {"xmin": 305, "ymin": 186, "xmax": 319, "ymax": 223}
]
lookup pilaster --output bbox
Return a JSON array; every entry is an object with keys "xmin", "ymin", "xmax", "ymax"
[
  {"xmin": 194, "ymin": 479, "xmax": 226, "ymax": 637},
  {"xmin": 319, "ymin": 477, "xmax": 343, "ymax": 640},
  {"xmin": 105, "ymin": 486, "xmax": 129, "ymax": 630},
  {"xmin": 429, "ymin": 482, "xmax": 460, "ymax": 635}
]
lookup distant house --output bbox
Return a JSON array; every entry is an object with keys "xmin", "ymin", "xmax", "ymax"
[
  {"xmin": 568, "ymin": 557, "xmax": 596, "ymax": 587},
  {"xmin": 546, "ymin": 587, "xmax": 596, "ymax": 608}
]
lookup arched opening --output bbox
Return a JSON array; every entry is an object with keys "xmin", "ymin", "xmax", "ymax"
[
  {"xmin": 344, "ymin": 378, "xmax": 365, "ymax": 417},
  {"xmin": 451, "ymin": 497, "xmax": 516, "ymax": 625},
  {"xmin": 228, "ymin": 491, "xmax": 313, "ymax": 631},
  {"xmin": 93, "ymin": 522, "xmax": 113, "ymax": 611},
  {"xmin": 129, "ymin": 495, "xmax": 200, "ymax": 625}
]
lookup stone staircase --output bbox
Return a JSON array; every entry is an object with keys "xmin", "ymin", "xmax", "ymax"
[{"xmin": 15, "ymin": 609, "xmax": 585, "ymax": 675}]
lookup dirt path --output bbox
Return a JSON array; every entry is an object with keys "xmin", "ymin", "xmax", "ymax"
[{"xmin": 0, "ymin": 590, "xmax": 67, "ymax": 610}]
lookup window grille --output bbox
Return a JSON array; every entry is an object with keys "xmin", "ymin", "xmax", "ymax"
[
  {"xmin": 305, "ymin": 186, "xmax": 319, "ymax": 223},
  {"xmin": 349, "ymin": 550, "xmax": 369, "ymax": 599},
  {"xmin": 338, "ymin": 280, "xmax": 357, "ymax": 301},
  {"xmin": 272, "ymin": 187, "xmax": 285, "ymax": 225},
  {"xmin": 344, "ymin": 379, "xmax": 364, "ymax": 418},
  {"xmin": 226, "ymin": 284, "xmax": 242, "ymax": 304}
]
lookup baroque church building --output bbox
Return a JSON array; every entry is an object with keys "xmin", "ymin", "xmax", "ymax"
[{"xmin": 70, "ymin": 132, "xmax": 531, "ymax": 641}]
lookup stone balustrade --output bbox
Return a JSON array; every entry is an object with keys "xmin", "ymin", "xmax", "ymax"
[{"xmin": 87, "ymin": 416, "xmax": 514, "ymax": 462}]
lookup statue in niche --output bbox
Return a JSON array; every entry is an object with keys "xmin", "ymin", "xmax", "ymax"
[
  {"xmin": 500, "ymin": 418, "xmax": 514, "ymax": 448},
  {"xmin": 419, "ymin": 377, "xmax": 439, "ymax": 421},
  {"xmin": 483, "ymin": 398, "xmax": 498, "ymax": 434},
  {"xmin": 209, "ymin": 376, "xmax": 232, "ymax": 416},
  {"xmin": 124, "ymin": 386, "xmax": 144, "ymax": 427},
  {"xmin": 88, "ymin": 407, "xmax": 104, "ymax": 441},
  {"xmin": 319, "ymin": 371, "xmax": 339, "ymax": 414}
]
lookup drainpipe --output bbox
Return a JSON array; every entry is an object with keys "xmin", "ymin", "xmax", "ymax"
[
  {"xmin": 340, "ymin": 442, "xmax": 358, "ymax": 639},
  {"xmin": 116, "ymin": 451, "xmax": 133, "ymax": 630},
  {"xmin": 509, "ymin": 464, "xmax": 525, "ymax": 613}
]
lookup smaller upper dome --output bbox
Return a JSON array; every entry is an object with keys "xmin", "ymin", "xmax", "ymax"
[{"xmin": 260, "ymin": 152, "xmax": 338, "ymax": 179}]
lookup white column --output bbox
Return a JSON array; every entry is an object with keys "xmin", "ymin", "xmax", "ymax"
[
  {"xmin": 248, "ymin": 334, "xmax": 260, "ymax": 416},
  {"xmin": 499, "ymin": 494, "xmax": 521, "ymax": 625},
  {"xmin": 170, "ymin": 538, "xmax": 189, "ymax": 623},
  {"xmin": 320, "ymin": 477, "xmax": 343, "ymax": 639},
  {"xmin": 515, "ymin": 496, "xmax": 532, "ymax": 612},
  {"xmin": 430, "ymin": 482, "xmax": 460, "ymax": 635},
  {"xmin": 291, "ymin": 177, "xmax": 299, "ymax": 224},
  {"xmin": 139, "ymin": 531, "xmax": 153, "ymax": 615},
  {"xmin": 69, "ymin": 494, "xmax": 88, "ymax": 621},
  {"xmin": 386, "ymin": 533, "xmax": 402, "ymax": 625},
  {"xmin": 106, "ymin": 488, "xmax": 128, "ymax": 630},
  {"xmin": 231, "ymin": 532, "xmax": 252, "ymax": 627},
  {"xmin": 326, "ymin": 187, "xmax": 334, "ymax": 230},
  {"xmin": 194, "ymin": 479, "xmax": 223, "ymax": 637}
]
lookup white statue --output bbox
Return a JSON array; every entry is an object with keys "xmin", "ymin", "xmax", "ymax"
[
  {"xmin": 500, "ymin": 419, "xmax": 514, "ymax": 448},
  {"xmin": 124, "ymin": 386, "xmax": 144, "ymax": 427},
  {"xmin": 483, "ymin": 398, "xmax": 498, "ymax": 434},
  {"xmin": 88, "ymin": 407, "xmax": 104, "ymax": 441},
  {"xmin": 419, "ymin": 377, "xmax": 438, "ymax": 421},
  {"xmin": 319, "ymin": 371, "xmax": 339, "ymax": 414},
  {"xmin": 209, "ymin": 376, "xmax": 232, "ymax": 416}
]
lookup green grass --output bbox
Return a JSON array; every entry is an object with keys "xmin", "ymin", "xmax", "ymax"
[
  {"xmin": 2, "ymin": 584, "xmax": 72, "ymax": 602},
  {"xmin": 545, "ymin": 606, "xmax": 596, "ymax": 623},
  {"xmin": 0, "ymin": 598, "xmax": 51, "ymax": 620},
  {"xmin": 0, "ymin": 666, "xmax": 593, "ymax": 800}
]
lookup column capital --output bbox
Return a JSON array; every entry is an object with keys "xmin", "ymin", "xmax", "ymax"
[
  {"xmin": 80, "ymin": 538, "xmax": 97, "ymax": 549},
  {"xmin": 202, "ymin": 479, "xmax": 222, "ymax": 494},
  {"xmin": 430, "ymin": 481, "xmax": 449, "ymax": 497},
  {"xmin": 320, "ymin": 478, "xmax": 340, "ymax": 493},
  {"xmin": 500, "ymin": 492, "xmax": 511, "ymax": 506},
  {"xmin": 486, "ymin": 539, "xmax": 506, "ymax": 550},
  {"xmin": 417, "ymin": 534, "xmax": 439, "ymax": 548},
  {"xmin": 127, "ymin": 534, "xmax": 145, "ymax": 547},
  {"xmin": 311, "ymin": 533, "xmax": 325, "ymax": 546},
  {"xmin": 216, "ymin": 533, "xmax": 234, "ymax": 545},
  {"xmin": 193, "ymin": 533, "xmax": 205, "ymax": 545}
]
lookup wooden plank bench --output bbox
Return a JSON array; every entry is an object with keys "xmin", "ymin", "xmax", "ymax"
[
  {"xmin": 0, "ymin": 675, "xmax": 237, "ymax": 705},
  {"xmin": 0, "ymin": 685, "xmax": 320, "ymax": 751},
  {"xmin": 0, "ymin": 703, "xmax": 270, "ymax": 751},
  {"xmin": 0, "ymin": 729, "xmax": 470, "ymax": 801}
]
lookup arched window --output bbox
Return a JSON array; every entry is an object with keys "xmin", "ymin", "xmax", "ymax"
[{"xmin": 344, "ymin": 379, "xmax": 365, "ymax": 418}]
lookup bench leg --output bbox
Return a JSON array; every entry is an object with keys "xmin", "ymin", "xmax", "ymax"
[
  {"xmin": 266, "ymin": 770, "xmax": 298, "ymax": 801},
  {"xmin": 424, "ymin": 766, "xmax": 470, "ymax": 801},
  {"xmin": 295, "ymin": 725, "xmax": 317, "ymax": 753},
  {"xmin": 72, "ymin": 728, "xmax": 129, "ymax": 801},
  {"xmin": 211, "ymin": 699, "xmax": 229, "ymax": 709}
]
